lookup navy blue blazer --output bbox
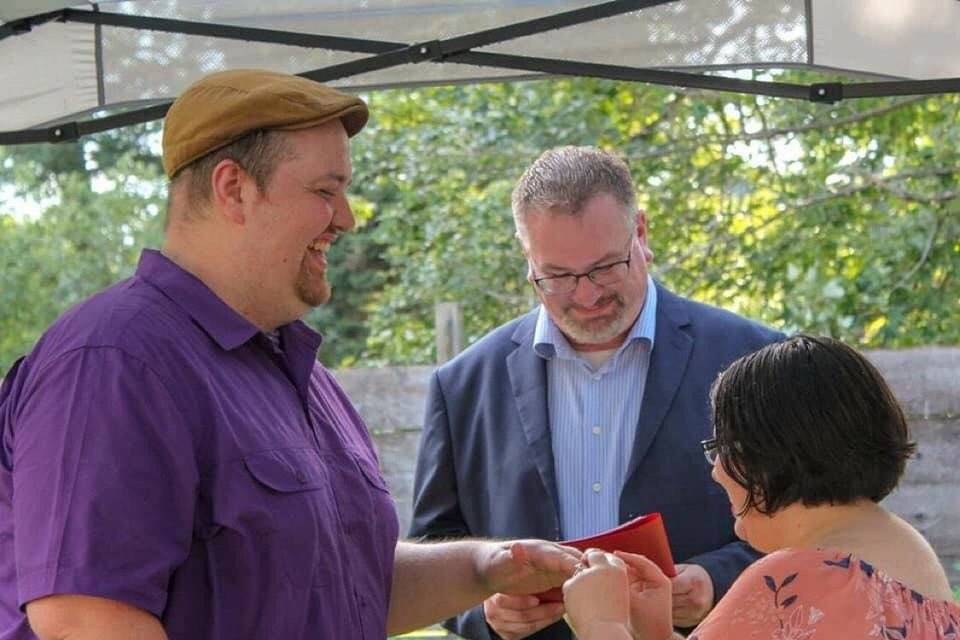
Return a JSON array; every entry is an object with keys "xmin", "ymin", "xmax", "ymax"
[{"xmin": 409, "ymin": 283, "xmax": 783, "ymax": 640}]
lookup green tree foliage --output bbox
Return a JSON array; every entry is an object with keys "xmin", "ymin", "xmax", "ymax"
[
  {"xmin": 1, "ymin": 77, "xmax": 958, "ymax": 371},
  {"xmin": 348, "ymin": 78, "xmax": 959, "ymax": 364},
  {"xmin": 0, "ymin": 124, "xmax": 166, "ymax": 365}
]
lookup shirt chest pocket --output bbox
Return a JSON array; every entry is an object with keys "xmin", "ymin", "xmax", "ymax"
[
  {"xmin": 244, "ymin": 447, "xmax": 329, "ymax": 493},
  {"xmin": 200, "ymin": 447, "xmax": 347, "ymax": 590},
  {"xmin": 323, "ymin": 449, "xmax": 395, "ymax": 534}
]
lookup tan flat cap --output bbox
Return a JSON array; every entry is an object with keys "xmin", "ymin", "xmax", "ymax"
[{"xmin": 162, "ymin": 68, "xmax": 369, "ymax": 178}]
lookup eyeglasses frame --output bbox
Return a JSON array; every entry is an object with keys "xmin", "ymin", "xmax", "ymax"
[{"xmin": 531, "ymin": 240, "xmax": 634, "ymax": 296}]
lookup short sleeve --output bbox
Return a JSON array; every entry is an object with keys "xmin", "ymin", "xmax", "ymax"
[
  {"xmin": 12, "ymin": 347, "xmax": 198, "ymax": 617},
  {"xmin": 689, "ymin": 549, "xmax": 873, "ymax": 640}
]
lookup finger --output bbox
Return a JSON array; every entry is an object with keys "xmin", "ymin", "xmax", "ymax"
[
  {"xmin": 673, "ymin": 610, "xmax": 701, "ymax": 627},
  {"xmin": 512, "ymin": 541, "xmax": 580, "ymax": 574},
  {"xmin": 557, "ymin": 544, "xmax": 584, "ymax": 559},
  {"xmin": 491, "ymin": 602, "xmax": 566, "ymax": 624},
  {"xmin": 671, "ymin": 565, "xmax": 708, "ymax": 599},
  {"xmin": 670, "ymin": 567, "xmax": 702, "ymax": 594},
  {"xmin": 605, "ymin": 552, "xmax": 626, "ymax": 569},
  {"xmin": 489, "ymin": 612, "xmax": 565, "ymax": 640},
  {"xmin": 490, "ymin": 593, "xmax": 541, "ymax": 610},
  {"xmin": 613, "ymin": 551, "xmax": 671, "ymax": 586},
  {"xmin": 583, "ymin": 548, "xmax": 611, "ymax": 566},
  {"xmin": 672, "ymin": 580, "xmax": 695, "ymax": 595}
]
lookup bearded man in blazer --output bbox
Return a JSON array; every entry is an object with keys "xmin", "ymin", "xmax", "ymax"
[{"xmin": 409, "ymin": 146, "xmax": 783, "ymax": 640}]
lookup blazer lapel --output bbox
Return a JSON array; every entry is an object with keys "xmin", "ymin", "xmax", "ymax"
[
  {"xmin": 625, "ymin": 285, "xmax": 694, "ymax": 480},
  {"xmin": 506, "ymin": 312, "xmax": 560, "ymax": 517}
]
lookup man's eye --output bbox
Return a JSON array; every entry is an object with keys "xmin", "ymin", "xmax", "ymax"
[{"xmin": 592, "ymin": 265, "xmax": 615, "ymax": 275}]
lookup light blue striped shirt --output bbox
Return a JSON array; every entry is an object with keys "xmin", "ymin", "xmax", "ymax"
[{"xmin": 533, "ymin": 277, "xmax": 657, "ymax": 540}]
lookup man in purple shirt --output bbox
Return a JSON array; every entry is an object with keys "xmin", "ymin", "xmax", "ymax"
[{"xmin": 0, "ymin": 69, "xmax": 580, "ymax": 640}]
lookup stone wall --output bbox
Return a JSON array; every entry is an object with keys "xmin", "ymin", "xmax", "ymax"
[{"xmin": 334, "ymin": 347, "xmax": 960, "ymax": 584}]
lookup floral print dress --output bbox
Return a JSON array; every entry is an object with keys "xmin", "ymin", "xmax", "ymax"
[{"xmin": 690, "ymin": 548, "xmax": 960, "ymax": 640}]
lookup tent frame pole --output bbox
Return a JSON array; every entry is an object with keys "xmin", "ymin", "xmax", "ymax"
[{"xmin": 1, "ymin": 0, "xmax": 959, "ymax": 144}]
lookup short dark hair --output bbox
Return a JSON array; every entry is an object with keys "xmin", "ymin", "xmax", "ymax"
[
  {"xmin": 711, "ymin": 335, "xmax": 916, "ymax": 516},
  {"xmin": 169, "ymin": 128, "xmax": 293, "ymax": 214}
]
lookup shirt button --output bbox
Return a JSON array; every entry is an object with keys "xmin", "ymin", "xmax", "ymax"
[
  {"xmin": 592, "ymin": 426, "xmax": 602, "ymax": 435},
  {"xmin": 592, "ymin": 482, "xmax": 602, "ymax": 493},
  {"xmin": 295, "ymin": 469, "xmax": 308, "ymax": 484}
]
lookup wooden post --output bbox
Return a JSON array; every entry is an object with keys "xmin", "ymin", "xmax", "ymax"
[{"xmin": 435, "ymin": 302, "xmax": 464, "ymax": 365}]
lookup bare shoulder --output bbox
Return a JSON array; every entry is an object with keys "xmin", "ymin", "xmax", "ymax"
[{"xmin": 877, "ymin": 513, "xmax": 953, "ymax": 600}]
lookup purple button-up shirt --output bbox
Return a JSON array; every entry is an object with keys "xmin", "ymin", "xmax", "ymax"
[{"xmin": 0, "ymin": 250, "xmax": 399, "ymax": 639}]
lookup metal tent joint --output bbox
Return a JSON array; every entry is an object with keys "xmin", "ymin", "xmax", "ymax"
[
  {"xmin": 48, "ymin": 123, "xmax": 80, "ymax": 143},
  {"xmin": 810, "ymin": 83, "xmax": 844, "ymax": 104},
  {"xmin": 409, "ymin": 40, "xmax": 447, "ymax": 63}
]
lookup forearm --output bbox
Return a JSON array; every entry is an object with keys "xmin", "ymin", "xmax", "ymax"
[
  {"xmin": 26, "ymin": 595, "xmax": 168, "ymax": 640},
  {"xmin": 387, "ymin": 540, "xmax": 493, "ymax": 635}
]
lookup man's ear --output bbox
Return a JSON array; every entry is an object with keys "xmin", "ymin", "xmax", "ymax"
[
  {"xmin": 514, "ymin": 231, "xmax": 535, "ymax": 281},
  {"xmin": 210, "ymin": 159, "xmax": 248, "ymax": 225},
  {"xmin": 636, "ymin": 209, "xmax": 654, "ymax": 263}
]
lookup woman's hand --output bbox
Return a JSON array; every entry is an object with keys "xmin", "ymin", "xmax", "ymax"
[
  {"xmin": 562, "ymin": 549, "xmax": 633, "ymax": 639},
  {"xmin": 615, "ymin": 551, "xmax": 674, "ymax": 640},
  {"xmin": 562, "ymin": 549, "xmax": 676, "ymax": 640}
]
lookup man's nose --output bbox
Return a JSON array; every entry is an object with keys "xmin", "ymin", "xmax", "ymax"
[
  {"xmin": 571, "ymin": 275, "xmax": 604, "ymax": 306},
  {"xmin": 332, "ymin": 194, "xmax": 356, "ymax": 232}
]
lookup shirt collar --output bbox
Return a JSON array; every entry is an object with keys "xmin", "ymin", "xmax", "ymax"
[
  {"xmin": 135, "ymin": 249, "xmax": 323, "ymax": 354},
  {"xmin": 533, "ymin": 275, "xmax": 657, "ymax": 360}
]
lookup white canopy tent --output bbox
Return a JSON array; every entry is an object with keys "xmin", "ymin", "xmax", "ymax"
[{"xmin": 2, "ymin": 0, "xmax": 960, "ymax": 145}]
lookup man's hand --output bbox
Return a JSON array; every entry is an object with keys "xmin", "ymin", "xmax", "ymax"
[
  {"xmin": 483, "ymin": 594, "xmax": 565, "ymax": 640},
  {"xmin": 477, "ymin": 540, "xmax": 581, "ymax": 596},
  {"xmin": 670, "ymin": 563, "xmax": 714, "ymax": 627},
  {"xmin": 388, "ymin": 540, "xmax": 578, "ymax": 636}
]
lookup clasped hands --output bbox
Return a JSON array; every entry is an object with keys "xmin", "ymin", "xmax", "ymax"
[{"xmin": 483, "ymin": 544, "xmax": 707, "ymax": 640}]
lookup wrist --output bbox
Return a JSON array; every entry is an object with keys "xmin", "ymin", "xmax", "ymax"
[
  {"xmin": 576, "ymin": 619, "xmax": 633, "ymax": 640},
  {"xmin": 473, "ymin": 541, "xmax": 499, "ymax": 593}
]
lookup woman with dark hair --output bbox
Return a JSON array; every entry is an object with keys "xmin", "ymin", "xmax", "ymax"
[{"xmin": 561, "ymin": 335, "xmax": 959, "ymax": 639}]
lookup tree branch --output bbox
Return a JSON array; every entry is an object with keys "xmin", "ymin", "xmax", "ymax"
[
  {"xmin": 794, "ymin": 167, "xmax": 960, "ymax": 208},
  {"xmin": 892, "ymin": 214, "xmax": 943, "ymax": 292},
  {"xmin": 629, "ymin": 96, "xmax": 930, "ymax": 161}
]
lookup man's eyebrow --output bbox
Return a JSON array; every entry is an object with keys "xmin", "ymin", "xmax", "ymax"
[
  {"xmin": 538, "ymin": 250, "xmax": 624, "ymax": 274},
  {"xmin": 308, "ymin": 173, "xmax": 352, "ymax": 187}
]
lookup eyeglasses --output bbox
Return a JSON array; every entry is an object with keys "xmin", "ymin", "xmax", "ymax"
[
  {"xmin": 532, "ymin": 247, "xmax": 632, "ymax": 296},
  {"xmin": 700, "ymin": 437, "xmax": 720, "ymax": 465}
]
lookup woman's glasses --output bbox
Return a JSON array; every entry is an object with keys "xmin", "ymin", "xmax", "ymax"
[{"xmin": 700, "ymin": 437, "xmax": 720, "ymax": 465}]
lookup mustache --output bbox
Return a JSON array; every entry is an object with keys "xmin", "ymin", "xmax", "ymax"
[{"xmin": 564, "ymin": 293, "xmax": 623, "ymax": 313}]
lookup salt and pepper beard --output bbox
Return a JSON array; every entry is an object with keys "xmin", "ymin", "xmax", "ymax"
[{"xmin": 553, "ymin": 292, "xmax": 633, "ymax": 345}]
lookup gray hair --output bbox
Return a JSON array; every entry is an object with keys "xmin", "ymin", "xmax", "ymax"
[{"xmin": 511, "ymin": 146, "xmax": 637, "ymax": 242}]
